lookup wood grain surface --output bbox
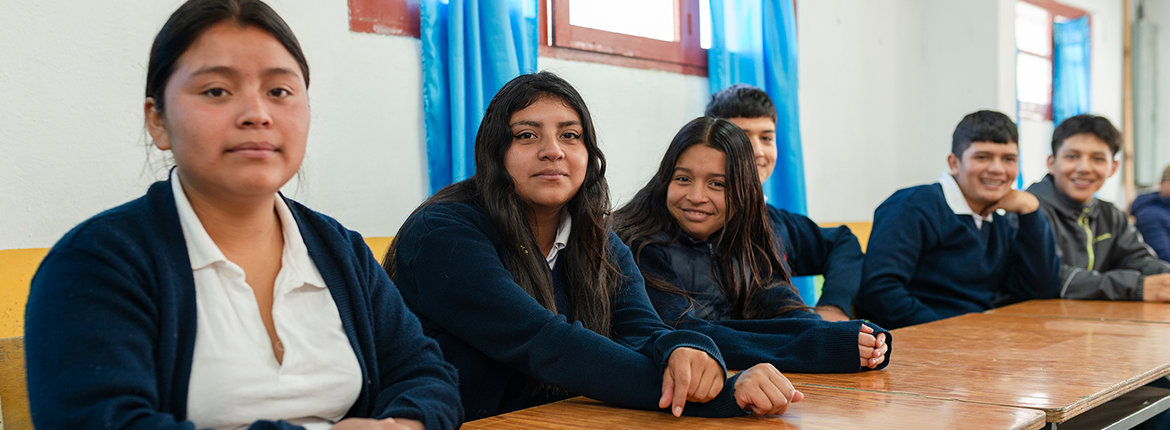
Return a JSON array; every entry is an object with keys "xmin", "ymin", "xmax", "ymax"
[
  {"xmin": 784, "ymin": 313, "xmax": 1170, "ymax": 422},
  {"xmin": 460, "ymin": 385, "xmax": 1045, "ymax": 430},
  {"xmin": 989, "ymin": 299, "xmax": 1170, "ymax": 324},
  {"xmin": 0, "ymin": 336, "xmax": 30, "ymax": 430}
]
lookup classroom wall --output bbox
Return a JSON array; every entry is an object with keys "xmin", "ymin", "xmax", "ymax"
[
  {"xmin": 0, "ymin": 0, "xmax": 1133, "ymax": 253},
  {"xmin": 1145, "ymin": 0, "xmax": 1170, "ymax": 182}
]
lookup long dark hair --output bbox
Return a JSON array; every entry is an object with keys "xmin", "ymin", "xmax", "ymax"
[
  {"xmin": 614, "ymin": 117, "xmax": 804, "ymax": 321},
  {"xmin": 386, "ymin": 71, "xmax": 619, "ymax": 337},
  {"xmin": 147, "ymin": 0, "xmax": 309, "ymax": 114}
]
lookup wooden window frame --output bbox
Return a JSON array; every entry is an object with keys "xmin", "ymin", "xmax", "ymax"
[
  {"xmin": 539, "ymin": 0, "xmax": 708, "ymax": 76},
  {"xmin": 348, "ymin": 0, "xmax": 419, "ymax": 38},
  {"xmin": 1017, "ymin": 0, "xmax": 1089, "ymax": 122}
]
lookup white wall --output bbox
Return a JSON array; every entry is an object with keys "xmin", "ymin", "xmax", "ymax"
[
  {"xmin": 1144, "ymin": 0, "xmax": 1170, "ymax": 184},
  {"xmin": 0, "ymin": 0, "xmax": 430, "ymax": 249},
  {"xmin": 1, "ymin": 0, "xmax": 1133, "ymax": 250}
]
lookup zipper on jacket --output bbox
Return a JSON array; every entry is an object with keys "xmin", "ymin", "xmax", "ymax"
[{"xmin": 1077, "ymin": 207, "xmax": 1094, "ymax": 269}]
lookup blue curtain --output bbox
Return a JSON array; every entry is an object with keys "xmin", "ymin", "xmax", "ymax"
[
  {"xmin": 709, "ymin": 0, "xmax": 815, "ymax": 305},
  {"xmin": 421, "ymin": 0, "xmax": 538, "ymax": 194},
  {"xmin": 1053, "ymin": 16, "xmax": 1091, "ymax": 126}
]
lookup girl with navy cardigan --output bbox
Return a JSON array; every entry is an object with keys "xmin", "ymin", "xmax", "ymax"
[
  {"xmin": 386, "ymin": 72, "xmax": 802, "ymax": 421},
  {"xmin": 613, "ymin": 117, "xmax": 891, "ymax": 373},
  {"xmin": 24, "ymin": 1, "xmax": 460, "ymax": 429}
]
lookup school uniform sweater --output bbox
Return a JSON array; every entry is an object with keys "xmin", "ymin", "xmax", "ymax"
[
  {"xmin": 856, "ymin": 183, "xmax": 1062, "ymax": 329},
  {"xmin": 1028, "ymin": 175, "xmax": 1170, "ymax": 300},
  {"xmin": 24, "ymin": 181, "xmax": 462, "ymax": 430},
  {"xmin": 391, "ymin": 202, "xmax": 747, "ymax": 421},
  {"xmin": 1132, "ymin": 192, "xmax": 1170, "ymax": 262},
  {"xmin": 628, "ymin": 232, "xmax": 890, "ymax": 373},
  {"xmin": 766, "ymin": 205, "xmax": 864, "ymax": 315}
]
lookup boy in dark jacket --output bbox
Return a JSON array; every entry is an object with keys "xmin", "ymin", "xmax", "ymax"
[
  {"xmin": 1132, "ymin": 165, "xmax": 1170, "ymax": 262},
  {"xmin": 1027, "ymin": 115, "xmax": 1170, "ymax": 301},
  {"xmin": 855, "ymin": 111, "xmax": 1062, "ymax": 329},
  {"xmin": 705, "ymin": 84, "xmax": 864, "ymax": 321}
]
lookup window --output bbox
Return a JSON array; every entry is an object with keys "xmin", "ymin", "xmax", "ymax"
[
  {"xmin": 349, "ymin": 0, "xmax": 419, "ymax": 38},
  {"xmin": 541, "ymin": 0, "xmax": 709, "ymax": 76},
  {"xmin": 1015, "ymin": 0, "xmax": 1088, "ymax": 121}
]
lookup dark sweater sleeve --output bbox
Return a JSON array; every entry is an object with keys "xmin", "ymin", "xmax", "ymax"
[
  {"xmin": 855, "ymin": 197, "xmax": 940, "ymax": 328},
  {"xmin": 1133, "ymin": 204, "xmax": 1170, "ymax": 262},
  {"xmin": 25, "ymin": 235, "xmax": 312, "ymax": 430},
  {"xmin": 1004, "ymin": 211, "xmax": 1062, "ymax": 301},
  {"xmin": 354, "ymin": 230, "xmax": 463, "ymax": 429},
  {"xmin": 1059, "ymin": 212, "xmax": 1170, "ymax": 301},
  {"xmin": 635, "ymin": 243, "xmax": 888, "ymax": 373},
  {"xmin": 394, "ymin": 208, "xmax": 745, "ymax": 418},
  {"xmin": 770, "ymin": 208, "xmax": 864, "ymax": 315}
]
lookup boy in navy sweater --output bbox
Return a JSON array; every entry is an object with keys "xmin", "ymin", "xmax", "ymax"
[
  {"xmin": 706, "ymin": 84, "xmax": 865, "ymax": 322},
  {"xmin": 855, "ymin": 111, "xmax": 1061, "ymax": 329},
  {"xmin": 1132, "ymin": 165, "xmax": 1170, "ymax": 262},
  {"xmin": 1026, "ymin": 115, "xmax": 1170, "ymax": 301}
]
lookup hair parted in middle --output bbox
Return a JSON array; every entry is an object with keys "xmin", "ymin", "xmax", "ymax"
[
  {"xmin": 385, "ymin": 70, "xmax": 620, "ymax": 338},
  {"xmin": 614, "ymin": 117, "xmax": 805, "ymax": 322}
]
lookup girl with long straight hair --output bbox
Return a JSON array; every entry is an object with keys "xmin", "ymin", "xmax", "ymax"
[
  {"xmin": 387, "ymin": 71, "xmax": 801, "ymax": 421},
  {"xmin": 24, "ymin": 1, "xmax": 460, "ymax": 429},
  {"xmin": 614, "ymin": 117, "xmax": 891, "ymax": 373}
]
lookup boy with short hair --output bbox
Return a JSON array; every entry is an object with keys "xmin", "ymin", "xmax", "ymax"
[
  {"xmin": 705, "ymin": 84, "xmax": 864, "ymax": 322},
  {"xmin": 1027, "ymin": 114, "xmax": 1170, "ymax": 301},
  {"xmin": 1132, "ymin": 165, "xmax": 1170, "ymax": 262},
  {"xmin": 856, "ymin": 110, "xmax": 1061, "ymax": 329}
]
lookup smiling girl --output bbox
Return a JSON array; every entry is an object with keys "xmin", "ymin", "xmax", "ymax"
[
  {"xmin": 614, "ymin": 117, "xmax": 891, "ymax": 373},
  {"xmin": 387, "ymin": 72, "xmax": 801, "ymax": 421},
  {"xmin": 24, "ymin": 1, "xmax": 460, "ymax": 429}
]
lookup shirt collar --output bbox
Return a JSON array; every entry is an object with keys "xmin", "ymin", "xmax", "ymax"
[
  {"xmin": 545, "ymin": 212, "xmax": 573, "ymax": 269},
  {"xmin": 938, "ymin": 171, "xmax": 995, "ymax": 226},
  {"xmin": 171, "ymin": 170, "xmax": 326, "ymax": 290}
]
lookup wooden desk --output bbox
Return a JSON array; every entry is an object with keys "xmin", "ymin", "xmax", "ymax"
[
  {"xmin": 784, "ymin": 313, "xmax": 1170, "ymax": 423},
  {"xmin": 990, "ymin": 299, "xmax": 1170, "ymax": 324},
  {"xmin": 460, "ymin": 384, "xmax": 1046, "ymax": 430}
]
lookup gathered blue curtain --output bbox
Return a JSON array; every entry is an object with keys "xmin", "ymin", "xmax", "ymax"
[
  {"xmin": 420, "ymin": 0, "xmax": 538, "ymax": 194},
  {"xmin": 1052, "ymin": 16, "xmax": 1091, "ymax": 126},
  {"xmin": 709, "ymin": 0, "xmax": 815, "ymax": 304}
]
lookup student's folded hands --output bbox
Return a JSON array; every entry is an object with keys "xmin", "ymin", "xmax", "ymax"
[
  {"xmin": 733, "ymin": 363, "xmax": 803, "ymax": 415},
  {"xmin": 859, "ymin": 324, "xmax": 889, "ymax": 369},
  {"xmin": 660, "ymin": 346, "xmax": 726, "ymax": 417}
]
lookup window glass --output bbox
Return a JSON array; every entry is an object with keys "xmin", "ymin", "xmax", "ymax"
[
  {"xmin": 1016, "ymin": 1, "xmax": 1051, "ymax": 56},
  {"xmin": 569, "ymin": 0, "xmax": 677, "ymax": 42},
  {"xmin": 1017, "ymin": 51, "xmax": 1052, "ymax": 105}
]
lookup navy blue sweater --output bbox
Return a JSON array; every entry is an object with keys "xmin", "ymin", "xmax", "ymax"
[
  {"xmin": 856, "ymin": 183, "xmax": 1062, "ymax": 329},
  {"xmin": 391, "ymin": 202, "xmax": 747, "ymax": 421},
  {"xmin": 767, "ymin": 205, "xmax": 864, "ymax": 315},
  {"xmin": 629, "ymin": 233, "xmax": 890, "ymax": 373},
  {"xmin": 1132, "ymin": 192, "xmax": 1170, "ymax": 262},
  {"xmin": 24, "ymin": 181, "xmax": 462, "ymax": 430}
]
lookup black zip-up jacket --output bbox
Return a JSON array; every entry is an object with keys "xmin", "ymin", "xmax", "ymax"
[{"xmin": 1027, "ymin": 175, "xmax": 1170, "ymax": 300}]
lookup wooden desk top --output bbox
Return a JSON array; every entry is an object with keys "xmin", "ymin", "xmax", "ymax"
[
  {"xmin": 460, "ymin": 385, "xmax": 1046, "ymax": 430},
  {"xmin": 989, "ymin": 299, "xmax": 1170, "ymax": 324},
  {"xmin": 784, "ymin": 313, "xmax": 1170, "ymax": 422}
]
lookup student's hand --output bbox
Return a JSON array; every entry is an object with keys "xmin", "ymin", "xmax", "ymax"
[
  {"xmin": 331, "ymin": 418, "xmax": 422, "ymax": 430},
  {"xmin": 859, "ymin": 324, "xmax": 888, "ymax": 369},
  {"xmin": 733, "ymin": 363, "xmax": 803, "ymax": 415},
  {"xmin": 814, "ymin": 305, "xmax": 850, "ymax": 322},
  {"xmin": 660, "ymin": 347, "xmax": 726, "ymax": 417},
  {"xmin": 980, "ymin": 189, "xmax": 1040, "ymax": 215},
  {"xmin": 1143, "ymin": 274, "xmax": 1170, "ymax": 301}
]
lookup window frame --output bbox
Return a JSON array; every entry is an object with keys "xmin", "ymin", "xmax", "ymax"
[
  {"xmin": 1016, "ymin": 0, "xmax": 1089, "ymax": 122},
  {"xmin": 540, "ymin": 0, "xmax": 708, "ymax": 76},
  {"xmin": 348, "ymin": 0, "xmax": 419, "ymax": 38}
]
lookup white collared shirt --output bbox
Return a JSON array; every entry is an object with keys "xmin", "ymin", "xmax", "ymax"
[
  {"xmin": 545, "ymin": 213, "xmax": 573, "ymax": 269},
  {"xmin": 938, "ymin": 171, "xmax": 998, "ymax": 230},
  {"xmin": 172, "ymin": 171, "xmax": 362, "ymax": 430}
]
